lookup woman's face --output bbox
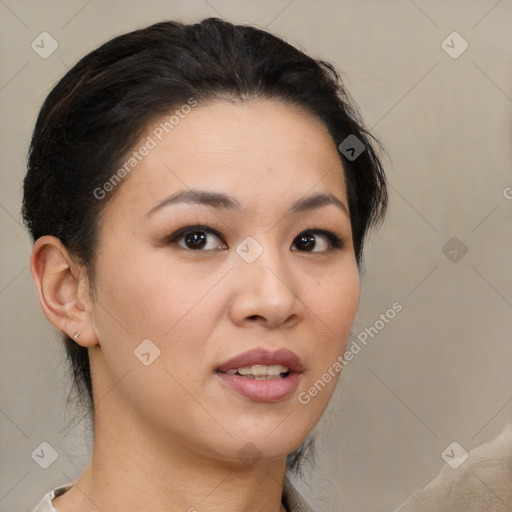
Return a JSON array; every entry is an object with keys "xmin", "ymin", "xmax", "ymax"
[{"xmin": 86, "ymin": 99, "xmax": 360, "ymax": 464}]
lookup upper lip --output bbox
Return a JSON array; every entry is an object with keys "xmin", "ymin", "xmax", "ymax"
[{"xmin": 216, "ymin": 348, "xmax": 304, "ymax": 373}]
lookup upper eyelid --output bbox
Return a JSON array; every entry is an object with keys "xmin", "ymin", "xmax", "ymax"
[
  {"xmin": 169, "ymin": 226, "xmax": 340, "ymax": 238},
  {"xmin": 167, "ymin": 225, "xmax": 224, "ymax": 242}
]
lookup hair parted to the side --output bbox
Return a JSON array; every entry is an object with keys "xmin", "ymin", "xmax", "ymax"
[{"xmin": 22, "ymin": 17, "xmax": 387, "ymax": 473}]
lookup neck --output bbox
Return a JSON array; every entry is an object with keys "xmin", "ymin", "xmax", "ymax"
[{"xmin": 53, "ymin": 405, "xmax": 289, "ymax": 512}]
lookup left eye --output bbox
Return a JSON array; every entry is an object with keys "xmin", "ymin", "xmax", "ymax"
[{"xmin": 291, "ymin": 230, "xmax": 341, "ymax": 252}]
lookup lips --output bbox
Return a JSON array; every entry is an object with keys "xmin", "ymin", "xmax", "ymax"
[{"xmin": 215, "ymin": 348, "xmax": 304, "ymax": 402}]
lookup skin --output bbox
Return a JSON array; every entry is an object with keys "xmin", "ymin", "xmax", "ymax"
[{"xmin": 31, "ymin": 99, "xmax": 360, "ymax": 512}]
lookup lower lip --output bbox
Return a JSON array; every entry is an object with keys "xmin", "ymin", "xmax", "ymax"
[{"xmin": 215, "ymin": 371, "xmax": 302, "ymax": 403}]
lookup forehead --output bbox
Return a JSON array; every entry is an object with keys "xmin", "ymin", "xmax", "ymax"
[{"xmin": 103, "ymin": 99, "xmax": 347, "ymax": 219}]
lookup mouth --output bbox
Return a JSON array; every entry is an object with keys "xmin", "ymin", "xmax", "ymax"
[{"xmin": 215, "ymin": 348, "xmax": 303, "ymax": 402}]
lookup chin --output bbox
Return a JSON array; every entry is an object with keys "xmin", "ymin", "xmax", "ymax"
[{"xmin": 219, "ymin": 417, "xmax": 310, "ymax": 464}]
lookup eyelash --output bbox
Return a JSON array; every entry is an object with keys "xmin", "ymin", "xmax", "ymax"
[{"xmin": 165, "ymin": 224, "xmax": 344, "ymax": 253}]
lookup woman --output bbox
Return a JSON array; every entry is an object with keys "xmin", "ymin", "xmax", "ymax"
[{"xmin": 25, "ymin": 17, "xmax": 387, "ymax": 512}]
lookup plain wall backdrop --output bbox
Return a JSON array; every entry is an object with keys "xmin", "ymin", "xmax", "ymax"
[{"xmin": 1, "ymin": 1, "xmax": 511, "ymax": 511}]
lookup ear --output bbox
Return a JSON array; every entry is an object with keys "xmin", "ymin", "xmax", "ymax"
[{"xmin": 30, "ymin": 235, "xmax": 98, "ymax": 348}]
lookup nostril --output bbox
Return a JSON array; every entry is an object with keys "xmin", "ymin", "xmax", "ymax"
[{"xmin": 247, "ymin": 315, "xmax": 260, "ymax": 321}]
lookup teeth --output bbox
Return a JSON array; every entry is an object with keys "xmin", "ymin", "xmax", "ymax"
[
  {"xmin": 236, "ymin": 364, "xmax": 288, "ymax": 376},
  {"xmin": 237, "ymin": 375, "xmax": 284, "ymax": 380},
  {"xmin": 224, "ymin": 364, "xmax": 289, "ymax": 379}
]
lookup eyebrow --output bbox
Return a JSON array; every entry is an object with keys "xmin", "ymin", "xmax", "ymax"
[
  {"xmin": 145, "ymin": 189, "xmax": 349, "ymax": 218},
  {"xmin": 290, "ymin": 192, "xmax": 349, "ymax": 217},
  {"xmin": 145, "ymin": 190, "xmax": 241, "ymax": 217}
]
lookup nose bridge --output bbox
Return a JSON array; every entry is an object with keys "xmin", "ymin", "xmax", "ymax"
[
  {"xmin": 230, "ymin": 235, "xmax": 301, "ymax": 326},
  {"xmin": 240, "ymin": 236, "xmax": 292, "ymax": 293}
]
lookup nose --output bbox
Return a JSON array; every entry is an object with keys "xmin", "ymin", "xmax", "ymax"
[{"xmin": 228, "ymin": 245, "xmax": 304, "ymax": 329}]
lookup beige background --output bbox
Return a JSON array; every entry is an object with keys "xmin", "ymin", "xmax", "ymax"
[{"xmin": 1, "ymin": 1, "xmax": 511, "ymax": 511}]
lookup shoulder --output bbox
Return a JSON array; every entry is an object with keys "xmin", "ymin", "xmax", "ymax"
[{"xmin": 398, "ymin": 424, "xmax": 512, "ymax": 512}]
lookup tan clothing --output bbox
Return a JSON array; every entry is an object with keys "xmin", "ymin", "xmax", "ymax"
[
  {"xmin": 31, "ymin": 475, "xmax": 316, "ymax": 512},
  {"xmin": 397, "ymin": 424, "xmax": 512, "ymax": 512},
  {"xmin": 31, "ymin": 484, "xmax": 72, "ymax": 512},
  {"xmin": 282, "ymin": 477, "xmax": 317, "ymax": 511}
]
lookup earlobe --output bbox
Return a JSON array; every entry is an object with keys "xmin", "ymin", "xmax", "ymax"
[{"xmin": 30, "ymin": 236, "xmax": 98, "ymax": 348}]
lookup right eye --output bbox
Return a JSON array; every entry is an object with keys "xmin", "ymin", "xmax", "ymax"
[{"xmin": 167, "ymin": 226, "xmax": 228, "ymax": 251}]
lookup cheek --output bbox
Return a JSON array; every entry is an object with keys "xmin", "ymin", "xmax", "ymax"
[
  {"xmin": 91, "ymin": 246, "xmax": 226, "ymax": 367},
  {"xmin": 88, "ymin": 250, "xmax": 224, "ymax": 417},
  {"xmin": 94, "ymin": 241, "xmax": 181, "ymax": 331},
  {"xmin": 305, "ymin": 262, "xmax": 360, "ymax": 345},
  {"xmin": 300, "ymin": 263, "xmax": 360, "ymax": 397}
]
